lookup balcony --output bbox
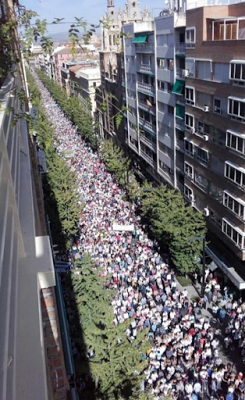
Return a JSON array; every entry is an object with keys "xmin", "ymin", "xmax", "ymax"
[
  {"xmin": 175, "ymin": 42, "xmax": 186, "ymax": 54},
  {"xmin": 140, "ymin": 134, "xmax": 156, "ymax": 152},
  {"xmin": 138, "ymin": 101, "xmax": 156, "ymax": 115},
  {"xmin": 140, "ymin": 150, "xmax": 156, "ymax": 168},
  {"xmin": 176, "ymin": 68, "xmax": 188, "ymax": 79},
  {"xmin": 175, "ymin": 94, "xmax": 185, "ymax": 105},
  {"xmin": 137, "ymin": 63, "xmax": 155, "ymax": 75},
  {"xmin": 175, "ymin": 118, "xmax": 186, "ymax": 131},
  {"xmin": 135, "ymin": 44, "xmax": 154, "ymax": 53},
  {"xmin": 139, "ymin": 117, "xmax": 156, "ymax": 134},
  {"xmin": 176, "ymin": 139, "xmax": 185, "ymax": 152},
  {"xmin": 137, "ymin": 82, "xmax": 155, "ymax": 96}
]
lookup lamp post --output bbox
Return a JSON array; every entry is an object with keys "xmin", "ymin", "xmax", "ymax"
[{"xmin": 187, "ymin": 235, "xmax": 206, "ymax": 297}]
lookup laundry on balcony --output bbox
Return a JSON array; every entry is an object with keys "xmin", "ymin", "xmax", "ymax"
[
  {"xmin": 172, "ymin": 79, "xmax": 185, "ymax": 95},
  {"xmin": 132, "ymin": 34, "xmax": 148, "ymax": 44},
  {"xmin": 146, "ymin": 99, "xmax": 152, "ymax": 107}
]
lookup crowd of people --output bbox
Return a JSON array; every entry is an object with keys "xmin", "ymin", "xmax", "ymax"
[{"xmin": 33, "ymin": 71, "xmax": 245, "ymax": 400}]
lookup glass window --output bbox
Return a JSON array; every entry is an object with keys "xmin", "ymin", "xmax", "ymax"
[
  {"xmin": 184, "ymin": 162, "xmax": 193, "ymax": 178},
  {"xmin": 196, "ymin": 147, "xmax": 209, "ymax": 165},
  {"xmin": 209, "ymin": 182, "xmax": 223, "ymax": 203},
  {"xmin": 185, "ymin": 86, "xmax": 195, "ymax": 105},
  {"xmin": 226, "ymin": 130, "xmax": 245, "ymax": 154},
  {"xmin": 184, "ymin": 140, "xmax": 194, "ymax": 156},
  {"xmin": 213, "ymin": 63, "xmax": 230, "ymax": 83},
  {"xmin": 197, "ymin": 61, "xmax": 211, "ymax": 80},
  {"xmin": 228, "ymin": 97, "xmax": 245, "ymax": 121},
  {"xmin": 185, "ymin": 113, "xmax": 194, "ymax": 129}
]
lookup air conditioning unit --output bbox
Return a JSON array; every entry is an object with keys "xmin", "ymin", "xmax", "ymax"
[
  {"xmin": 198, "ymin": 126, "xmax": 204, "ymax": 133},
  {"xmin": 189, "ymin": 126, "xmax": 195, "ymax": 134},
  {"xmin": 203, "ymin": 134, "xmax": 209, "ymax": 141},
  {"xmin": 203, "ymin": 105, "xmax": 209, "ymax": 112},
  {"xmin": 203, "ymin": 207, "xmax": 210, "ymax": 217}
]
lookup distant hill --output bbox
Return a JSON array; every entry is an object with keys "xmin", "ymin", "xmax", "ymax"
[{"xmin": 47, "ymin": 31, "xmax": 78, "ymax": 42}]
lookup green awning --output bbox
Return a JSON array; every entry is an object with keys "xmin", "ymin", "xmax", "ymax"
[
  {"xmin": 176, "ymin": 53, "xmax": 186, "ymax": 59},
  {"xmin": 176, "ymin": 104, "xmax": 185, "ymax": 119},
  {"xmin": 133, "ymin": 34, "xmax": 147, "ymax": 44},
  {"xmin": 172, "ymin": 79, "xmax": 185, "ymax": 95}
]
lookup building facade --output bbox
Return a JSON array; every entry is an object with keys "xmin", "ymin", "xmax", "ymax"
[
  {"xmin": 120, "ymin": 0, "xmax": 245, "ymax": 288},
  {"xmin": 97, "ymin": 0, "xmax": 152, "ymax": 146},
  {"xmin": 183, "ymin": 2, "xmax": 245, "ymax": 286}
]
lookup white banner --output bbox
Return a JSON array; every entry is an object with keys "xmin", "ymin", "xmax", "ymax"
[{"xmin": 113, "ymin": 223, "xmax": 134, "ymax": 232}]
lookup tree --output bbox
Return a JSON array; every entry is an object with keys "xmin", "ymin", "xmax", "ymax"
[
  {"xmin": 139, "ymin": 184, "xmax": 207, "ymax": 275},
  {"xmin": 70, "ymin": 254, "xmax": 149, "ymax": 399}
]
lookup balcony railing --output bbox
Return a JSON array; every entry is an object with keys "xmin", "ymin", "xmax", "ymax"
[
  {"xmin": 176, "ymin": 139, "xmax": 185, "ymax": 151},
  {"xmin": 137, "ymin": 82, "xmax": 155, "ymax": 96},
  {"xmin": 135, "ymin": 44, "xmax": 154, "ymax": 53},
  {"xmin": 138, "ymin": 101, "xmax": 156, "ymax": 115},
  {"xmin": 140, "ymin": 134, "xmax": 156, "ymax": 152},
  {"xmin": 175, "ymin": 94, "xmax": 185, "ymax": 104},
  {"xmin": 139, "ymin": 117, "xmax": 156, "ymax": 134},
  {"xmin": 137, "ymin": 63, "xmax": 155, "ymax": 74},
  {"xmin": 140, "ymin": 150, "xmax": 156, "ymax": 167},
  {"xmin": 175, "ymin": 42, "xmax": 186, "ymax": 53},
  {"xmin": 176, "ymin": 68, "xmax": 188, "ymax": 79}
]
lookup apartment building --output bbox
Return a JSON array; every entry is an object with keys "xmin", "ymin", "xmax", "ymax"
[
  {"xmin": 183, "ymin": 2, "xmax": 245, "ymax": 286},
  {"xmin": 121, "ymin": 1, "xmax": 245, "ymax": 287},
  {"xmin": 122, "ymin": 3, "xmax": 186, "ymax": 185},
  {"xmin": 97, "ymin": 0, "xmax": 152, "ymax": 146}
]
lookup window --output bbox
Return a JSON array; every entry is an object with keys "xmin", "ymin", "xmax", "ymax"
[
  {"xmin": 184, "ymin": 139, "xmax": 194, "ymax": 157},
  {"xmin": 223, "ymin": 191, "xmax": 245, "ymax": 219},
  {"xmin": 196, "ymin": 61, "xmax": 211, "ymax": 80},
  {"xmin": 167, "ymin": 59, "xmax": 174, "ymax": 70},
  {"xmin": 196, "ymin": 147, "xmax": 209, "ymax": 166},
  {"xmin": 213, "ymin": 20, "xmax": 238, "ymax": 41},
  {"xmin": 230, "ymin": 62, "xmax": 245, "ymax": 84},
  {"xmin": 157, "ymin": 58, "xmax": 165, "ymax": 68},
  {"xmin": 184, "ymin": 184, "xmax": 194, "ymax": 200},
  {"xmin": 159, "ymin": 141, "xmax": 169, "ymax": 155},
  {"xmin": 186, "ymin": 58, "xmax": 195, "ymax": 78},
  {"xmin": 185, "ymin": 113, "xmax": 194, "ymax": 130},
  {"xmin": 184, "ymin": 162, "xmax": 194, "ymax": 178},
  {"xmin": 197, "ymin": 121, "xmax": 210, "ymax": 135},
  {"xmin": 186, "ymin": 28, "xmax": 195, "ymax": 48},
  {"xmin": 228, "ymin": 96, "xmax": 245, "ymax": 122},
  {"xmin": 168, "ymin": 105, "xmax": 174, "ymax": 115},
  {"xmin": 195, "ymin": 172, "xmax": 209, "ymax": 191},
  {"xmin": 209, "ymin": 182, "xmax": 223, "ymax": 203},
  {"xmin": 158, "ymin": 102, "xmax": 165, "ymax": 113},
  {"xmin": 212, "ymin": 127, "xmax": 226, "ymax": 146},
  {"xmin": 185, "ymin": 86, "xmax": 195, "ymax": 105},
  {"xmin": 213, "ymin": 97, "xmax": 227, "ymax": 115},
  {"xmin": 157, "ymin": 80, "xmax": 165, "ymax": 90},
  {"xmin": 226, "ymin": 130, "xmax": 245, "ymax": 155},
  {"xmin": 93, "ymin": 82, "xmax": 97, "ymax": 87},
  {"xmin": 222, "ymin": 219, "xmax": 245, "ymax": 249},
  {"xmin": 196, "ymin": 91, "xmax": 211, "ymax": 108},
  {"xmin": 225, "ymin": 161, "xmax": 245, "ymax": 187},
  {"xmin": 213, "ymin": 63, "xmax": 230, "ymax": 83},
  {"xmin": 210, "ymin": 210, "xmax": 222, "ymax": 228}
]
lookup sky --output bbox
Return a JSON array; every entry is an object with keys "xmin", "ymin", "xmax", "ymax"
[{"xmin": 21, "ymin": 0, "xmax": 167, "ymax": 34}]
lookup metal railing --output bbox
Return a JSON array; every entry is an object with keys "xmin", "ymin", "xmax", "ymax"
[
  {"xmin": 138, "ymin": 101, "xmax": 156, "ymax": 114},
  {"xmin": 139, "ymin": 117, "xmax": 156, "ymax": 134},
  {"xmin": 137, "ymin": 63, "xmax": 155, "ymax": 74},
  {"xmin": 175, "ymin": 42, "xmax": 186, "ymax": 53},
  {"xmin": 135, "ymin": 44, "xmax": 154, "ymax": 53},
  {"xmin": 140, "ymin": 134, "xmax": 157, "ymax": 151},
  {"xmin": 137, "ymin": 82, "xmax": 155, "ymax": 96},
  {"xmin": 176, "ymin": 68, "xmax": 188, "ymax": 78},
  {"xmin": 140, "ymin": 150, "xmax": 156, "ymax": 167}
]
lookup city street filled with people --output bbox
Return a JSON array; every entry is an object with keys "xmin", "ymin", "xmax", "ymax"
[{"xmin": 33, "ymin": 71, "xmax": 245, "ymax": 400}]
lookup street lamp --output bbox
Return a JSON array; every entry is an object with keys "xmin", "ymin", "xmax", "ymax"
[{"xmin": 187, "ymin": 235, "xmax": 206, "ymax": 297}]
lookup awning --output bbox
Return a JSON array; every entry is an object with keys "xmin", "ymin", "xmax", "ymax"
[
  {"xmin": 206, "ymin": 246, "xmax": 245, "ymax": 290},
  {"xmin": 133, "ymin": 34, "xmax": 148, "ymax": 44},
  {"xmin": 172, "ymin": 79, "xmax": 185, "ymax": 95},
  {"xmin": 176, "ymin": 54, "xmax": 186, "ymax": 59},
  {"xmin": 176, "ymin": 104, "xmax": 185, "ymax": 119}
]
